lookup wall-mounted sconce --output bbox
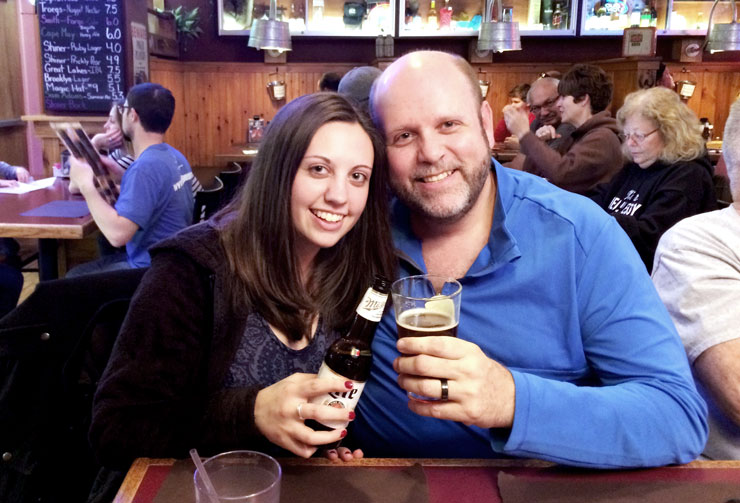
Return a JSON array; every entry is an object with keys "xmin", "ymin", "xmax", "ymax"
[
  {"xmin": 479, "ymin": 80, "xmax": 490, "ymax": 98},
  {"xmin": 676, "ymin": 80, "xmax": 697, "ymax": 101},
  {"xmin": 266, "ymin": 70, "xmax": 286, "ymax": 101}
]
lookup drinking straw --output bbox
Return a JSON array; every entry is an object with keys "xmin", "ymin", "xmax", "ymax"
[{"xmin": 190, "ymin": 448, "xmax": 220, "ymax": 503}]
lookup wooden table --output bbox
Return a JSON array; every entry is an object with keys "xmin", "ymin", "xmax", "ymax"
[
  {"xmin": 492, "ymin": 148, "xmax": 519, "ymax": 164},
  {"xmin": 114, "ymin": 457, "xmax": 740, "ymax": 503},
  {"xmin": 213, "ymin": 143, "xmax": 260, "ymax": 165},
  {"xmin": 0, "ymin": 178, "xmax": 96, "ymax": 280}
]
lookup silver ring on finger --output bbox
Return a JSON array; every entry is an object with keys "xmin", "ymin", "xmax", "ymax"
[
  {"xmin": 297, "ymin": 403, "xmax": 305, "ymax": 420},
  {"xmin": 440, "ymin": 378, "xmax": 449, "ymax": 401}
]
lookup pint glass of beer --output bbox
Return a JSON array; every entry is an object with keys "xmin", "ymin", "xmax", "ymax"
[{"xmin": 391, "ymin": 274, "xmax": 462, "ymax": 402}]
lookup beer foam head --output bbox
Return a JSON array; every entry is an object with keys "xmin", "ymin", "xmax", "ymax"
[{"xmin": 397, "ymin": 307, "xmax": 457, "ymax": 332}]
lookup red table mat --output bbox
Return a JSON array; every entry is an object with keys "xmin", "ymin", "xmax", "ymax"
[{"xmin": 130, "ymin": 462, "xmax": 740, "ymax": 503}]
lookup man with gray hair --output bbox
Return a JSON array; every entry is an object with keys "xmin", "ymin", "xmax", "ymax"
[
  {"xmin": 652, "ymin": 98, "xmax": 740, "ymax": 460},
  {"xmin": 525, "ymin": 76, "xmax": 575, "ymax": 149},
  {"xmin": 503, "ymin": 76, "xmax": 574, "ymax": 169}
]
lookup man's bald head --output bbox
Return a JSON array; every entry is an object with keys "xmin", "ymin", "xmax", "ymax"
[
  {"xmin": 369, "ymin": 51, "xmax": 482, "ymax": 132},
  {"xmin": 527, "ymin": 77, "xmax": 561, "ymax": 127},
  {"xmin": 527, "ymin": 77, "xmax": 559, "ymax": 104}
]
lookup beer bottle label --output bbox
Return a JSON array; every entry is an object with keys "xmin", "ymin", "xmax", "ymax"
[
  {"xmin": 356, "ymin": 288, "xmax": 387, "ymax": 322},
  {"xmin": 309, "ymin": 363, "xmax": 366, "ymax": 430}
]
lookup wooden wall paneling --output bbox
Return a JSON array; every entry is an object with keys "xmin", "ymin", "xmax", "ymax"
[
  {"xmin": 1, "ymin": 0, "xmax": 28, "ymax": 168},
  {"xmin": 0, "ymin": 0, "xmax": 23, "ymax": 120},
  {"xmin": 0, "ymin": 127, "xmax": 27, "ymax": 168},
  {"xmin": 698, "ymin": 71, "xmax": 719, "ymax": 133}
]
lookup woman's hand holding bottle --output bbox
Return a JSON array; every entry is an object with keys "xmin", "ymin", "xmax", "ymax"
[{"xmin": 254, "ymin": 373, "xmax": 360, "ymax": 459}]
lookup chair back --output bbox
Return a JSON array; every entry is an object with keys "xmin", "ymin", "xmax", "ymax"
[
  {"xmin": 0, "ymin": 268, "xmax": 147, "ymax": 503},
  {"xmin": 219, "ymin": 162, "xmax": 247, "ymax": 207},
  {"xmin": 193, "ymin": 176, "xmax": 225, "ymax": 223}
]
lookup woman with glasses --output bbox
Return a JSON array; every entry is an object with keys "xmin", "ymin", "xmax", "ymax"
[{"xmin": 590, "ymin": 87, "xmax": 716, "ymax": 272}]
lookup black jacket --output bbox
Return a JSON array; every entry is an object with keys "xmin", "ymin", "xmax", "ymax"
[
  {"xmin": 591, "ymin": 155, "xmax": 717, "ymax": 272},
  {"xmin": 0, "ymin": 268, "xmax": 147, "ymax": 503}
]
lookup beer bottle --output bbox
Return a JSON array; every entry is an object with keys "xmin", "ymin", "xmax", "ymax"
[{"xmin": 306, "ymin": 275, "xmax": 390, "ymax": 434}]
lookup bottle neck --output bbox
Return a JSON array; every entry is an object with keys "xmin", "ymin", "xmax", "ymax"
[{"xmin": 345, "ymin": 285, "xmax": 388, "ymax": 344}]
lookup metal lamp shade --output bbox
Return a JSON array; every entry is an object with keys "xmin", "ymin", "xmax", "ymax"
[
  {"xmin": 248, "ymin": 18, "xmax": 292, "ymax": 52},
  {"xmin": 706, "ymin": 22, "xmax": 740, "ymax": 52},
  {"xmin": 477, "ymin": 21, "xmax": 521, "ymax": 52}
]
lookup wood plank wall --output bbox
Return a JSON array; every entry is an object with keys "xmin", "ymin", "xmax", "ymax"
[
  {"xmin": 151, "ymin": 57, "xmax": 740, "ymax": 169},
  {"xmin": 667, "ymin": 63, "xmax": 740, "ymax": 140},
  {"xmin": 0, "ymin": 0, "xmax": 28, "ymax": 168},
  {"xmin": 151, "ymin": 59, "xmax": 361, "ymax": 168}
]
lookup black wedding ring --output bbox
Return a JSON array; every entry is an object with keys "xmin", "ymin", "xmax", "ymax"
[{"xmin": 440, "ymin": 378, "xmax": 449, "ymax": 401}]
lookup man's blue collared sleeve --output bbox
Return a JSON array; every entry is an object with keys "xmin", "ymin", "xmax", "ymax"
[{"xmin": 493, "ymin": 216, "xmax": 708, "ymax": 468}]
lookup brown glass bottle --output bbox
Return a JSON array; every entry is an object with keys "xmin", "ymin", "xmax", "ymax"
[{"xmin": 305, "ymin": 275, "xmax": 390, "ymax": 438}]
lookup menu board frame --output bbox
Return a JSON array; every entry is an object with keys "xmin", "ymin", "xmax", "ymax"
[{"xmin": 38, "ymin": 0, "xmax": 127, "ymax": 114}]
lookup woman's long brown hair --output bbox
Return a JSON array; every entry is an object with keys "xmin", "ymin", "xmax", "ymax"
[{"xmin": 218, "ymin": 93, "xmax": 396, "ymax": 341}]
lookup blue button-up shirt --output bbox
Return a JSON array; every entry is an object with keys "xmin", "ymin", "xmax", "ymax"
[{"xmin": 355, "ymin": 161, "xmax": 707, "ymax": 468}]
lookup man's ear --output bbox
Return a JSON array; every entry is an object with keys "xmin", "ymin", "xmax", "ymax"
[{"xmin": 480, "ymin": 100, "xmax": 495, "ymax": 146}]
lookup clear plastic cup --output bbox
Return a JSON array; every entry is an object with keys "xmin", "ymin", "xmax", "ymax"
[{"xmin": 193, "ymin": 450, "xmax": 281, "ymax": 503}]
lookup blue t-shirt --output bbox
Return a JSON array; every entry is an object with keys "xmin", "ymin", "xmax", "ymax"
[
  {"xmin": 115, "ymin": 144, "xmax": 194, "ymax": 268},
  {"xmin": 354, "ymin": 161, "xmax": 707, "ymax": 468}
]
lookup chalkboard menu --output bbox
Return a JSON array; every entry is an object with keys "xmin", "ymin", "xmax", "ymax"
[{"xmin": 38, "ymin": 0, "xmax": 126, "ymax": 113}]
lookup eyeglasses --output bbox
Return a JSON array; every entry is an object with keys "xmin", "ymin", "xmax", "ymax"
[
  {"xmin": 618, "ymin": 128, "xmax": 659, "ymax": 143},
  {"xmin": 529, "ymin": 96, "xmax": 559, "ymax": 115},
  {"xmin": 117, "ymin": 104, "xmax": 132, "ymax": 114}
]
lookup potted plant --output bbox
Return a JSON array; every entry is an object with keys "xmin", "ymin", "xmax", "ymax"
[{"xmin": 170, "ymin": 5, "xmax": 204, "ymax": 52}]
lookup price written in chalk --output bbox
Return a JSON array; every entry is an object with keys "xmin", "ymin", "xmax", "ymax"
[{"xmin": 38, "ymin": 0, "xmax": 125, "ymax": 113}]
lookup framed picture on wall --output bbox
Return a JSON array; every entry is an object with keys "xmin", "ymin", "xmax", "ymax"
[{"xmin": 622, "ymin": 27, "xmax": 657, "ymax": 58}]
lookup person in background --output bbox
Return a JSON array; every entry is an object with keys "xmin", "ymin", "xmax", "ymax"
[
  {"xmin": 651, "ymin": 96, "xmax": 740, "ymax": 460},
  {"xmin": 0, "ymin": 162, "xmax": 31, "ymax": 317},
  {"xmin": 89, "ymin": 93, "xmax": 397, "ymax": 469},
  {"xmin": 318, "ymin": 71, "xmax": 342, "ymax": 92},
  {"xmin": 0, "ymin": 161, "xmax": 32, "ymax": 184},
  {"xmin": 92, "ymin": 100, "xmax": 134, "ymax": 172},
  {"xmin": 503, "ymin": 63, "xmax": 622, "ymax": 195},
  {"xmin": 90, "ymin": 100, "xmax": 136, "ymax": 257},
  {"xmin": 67, "ymin": 83, "xmax": 194, "ymax": 276},
  {"xmin": 524, "ymin": 75, "xmax": 574, "ymax": 150},
  {"xmin": 590, "ymin": 87, "xmax": 716, "ymax": 272},
  {"xmin": 655, "ymin": 62, "xmax": 676, "ymax": 91},
  {"xmin": 0, "ymin": 263, "xmax": 22, "ymax": 319},
  {"xmin": 353, "ymin": 50, "xmax": 707, "ymax": 468},
  {"xmin": 338, "ymin": 66, "xmax": 382, "ymax": 112},
  {"xmin": 493, "ymin": 83, "xmax": 533, "ymax": 147}
]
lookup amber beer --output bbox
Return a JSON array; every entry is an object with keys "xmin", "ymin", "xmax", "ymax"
[{"xmin": 397, "ymin": 308, "xmax": 458, "ymax": 339}]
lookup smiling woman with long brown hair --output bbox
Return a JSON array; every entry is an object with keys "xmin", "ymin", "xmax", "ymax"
[{"xmin": 90, "ymin": 92, "xmax": 396, "ymax": 470}]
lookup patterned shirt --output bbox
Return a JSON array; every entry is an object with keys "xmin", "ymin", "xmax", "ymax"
[{"xmin": 224, "ymin": 312, "xmax": 340, "ymax": 389}]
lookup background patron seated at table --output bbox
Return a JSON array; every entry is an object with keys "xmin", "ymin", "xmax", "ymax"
[
  {"xmin": 503, "ymin": 64, "xmax": 622, "ymax": 195},
  {"xmin": 652, "ymin": 96, "xmax": 740, "ymax": 461},
  {"xmin": 493, "ymin": 82, "xmax": 533, "ymax": 149},
  {"xmin": 590, "ymin": 87, "xmax": 717, "ymax": 273},
  {"xmin": 0, "ymin": 161, "xmax": 32, "ymax": 317},
  {"xmin": 66, "ymin": 83, "xmax": 194, "ymax": 277}
]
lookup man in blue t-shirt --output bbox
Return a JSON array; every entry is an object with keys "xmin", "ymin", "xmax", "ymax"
[
  {"xmin": 68, "ymin": 83, "xmax": 194, "ymax": 276},
  {"xmin": 351, "ymin": 51, "xmax": 707, "ymax": 468}
]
